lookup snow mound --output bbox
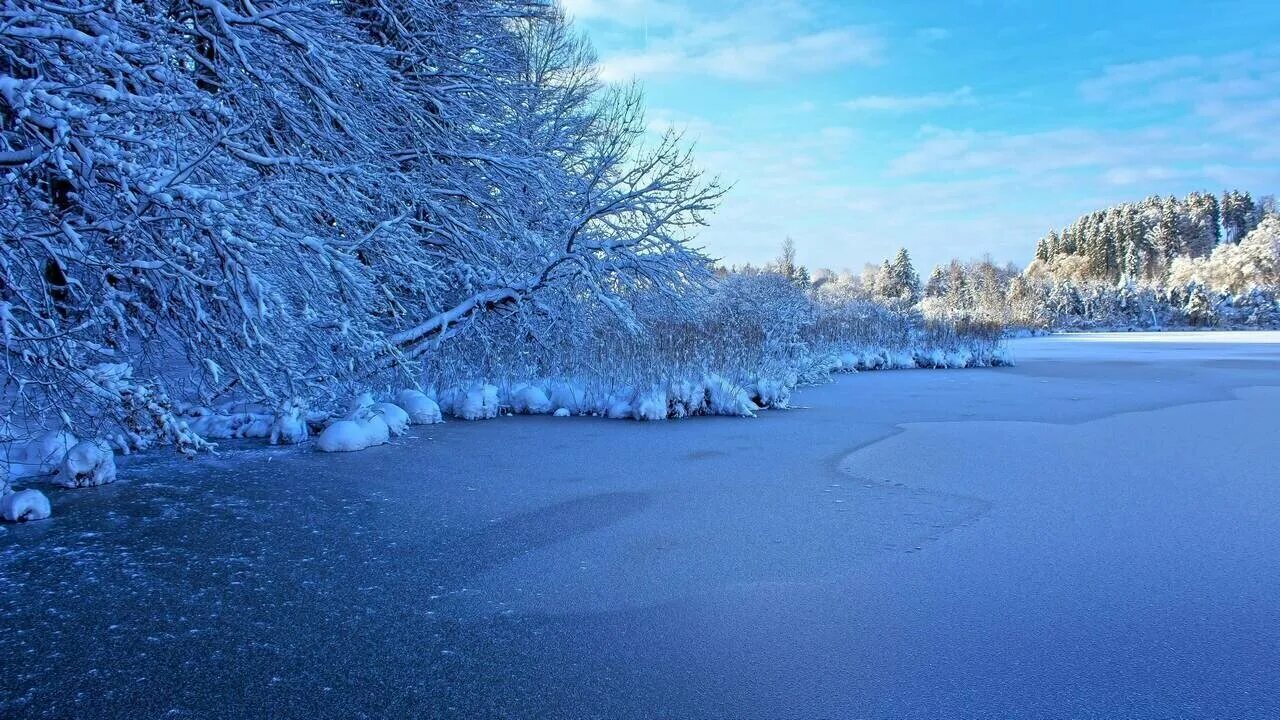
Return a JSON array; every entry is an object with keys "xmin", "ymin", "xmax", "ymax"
[
  {"xmin": 316, "ymin": 416, "xmax": 390, "ymax": 453},
  {"xmin": 704, "ymin": 374, "xmax": 759, "ymax": 417},
  {"xmin": 55, "ymin": 440, "xmax": 117, "ymax": 488},
  {"xmin": 509, "ymin": 384, "xmax": 553, "ymax": 415},
  {"xmin": 667, "ymin": 379, "xmax": 708, "ymax": 418},
  {"xmin": 603, "ymin": 389, "xmax": 634, "ymax": 419},
  {"xmin": 553, "ymin": 408, "xmax": 572, "ymax": 418},
  {"xmin": 753, "ymin": 378, "xmax": 792, "ymax": 409},
  {"xmin": 270, "ymin": 399, "xmax": 309, "ymax": 445},
  {"xmin": 1, "ymin": 488, "xmax": 51, "ymax": 523},
  {"xmin": 372, "ymin": 402, "xmax": 410, "ymax": 436},
  {"xmin": 396, "ymin": 390, "xmax": 443, "ymax": 425},
  {"xmin": 446, "ymin": 384, "xmax": 500, "ymax": 421},
  {"xmin": 185, "ymin": 409, "xmax": 272, "ymax": 440},
  {"xmin": 3, "ymin": 430, "xmax": 78, "ymax": 480},
  {"xmin": 633, "ymin": 388, "xmax": 669, "ymax": 421}
]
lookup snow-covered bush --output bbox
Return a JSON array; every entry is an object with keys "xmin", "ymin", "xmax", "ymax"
[
  {"xmin": 270, "ymin": 400, "xmax": 310, "ymax": 446},
  {"xmin": 316, "ymin": 417, "xmax": 391, "ymax": 453},
  {"xmin": 438, "ymin": 385, "xmax": 501, "ymax": 421},
  {"xmin": 2, "ymin": 430, "xmax": 77, "ymax": 480},
  {"xmin": 55, "ymin": 440, "xmax": 117, "ymax": 489},
  {"xmin": 632, "ymin": 389, "xmax": 669, "ymax": 421},
  {"xmin": 372, "ymin": 403, "xmax": 411, "ymax": 437},
  {"xmin": 2, "ymin": 488, "xmax": 51, "ymax": 523},
  {"xmin": 508, "ymin": 385, "xmax": 553, "ymax": 415},
  {"xmin": 396, "ymin": 391, "xmax": 443, "ymax": 425}
]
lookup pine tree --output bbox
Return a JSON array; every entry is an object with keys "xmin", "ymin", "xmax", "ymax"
[
  {"xmin": 1183, "ymin": 191, "xmax": 1221, "ymax": 256},
  {"xmin": 924, "ymin": 265, "xmax": 948, "ymax": 298},
  {"xmin": 885, "ymin": 248, "xmax": 921, "ymax": 303},
  {"xmin": 1222, "ymin": 190, "xmax": 1259, "ymax": 243}
]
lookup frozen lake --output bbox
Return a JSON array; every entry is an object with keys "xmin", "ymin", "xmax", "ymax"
[{"xmin": 3, "ymin": 331, "xmax": 1280, "ymax": 719}]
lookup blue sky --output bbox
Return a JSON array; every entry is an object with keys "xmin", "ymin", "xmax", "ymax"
[{"xmin": 562, "ymin": 0, "xmax": 1280, "ymax": 273}]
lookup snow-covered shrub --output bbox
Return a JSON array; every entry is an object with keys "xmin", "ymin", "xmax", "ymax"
[
  {"xmin": 185, "ymin": 411, "xmax": 273, "ymax": 441},
  {"xmin": 632, "ymin": 389, "xmax": 669, "ymax": 421},
  {"xmin": 548, "ymin": 381, "xmax": 588, "ymax": 415},
  {"xmin": 55, "ymin": 441, "xmax": 117, "ymax": 489},
  {"xmin": 395, "ymin": 391, "xmax": 443, "ymax": 425},
  {"xmin": 270, "ymin": 400, "xmax": 310, "ymax": 446},
  {"xmin": 457, "ymin": 385, "xmax": 501, "ymax": 421},
  {"xmin": 668, "ymin": 379, "xmax": 708, "ymax": 418},
  {"xmin": 2, "ymin": 430, "xmax": 78, "ymax": 480},
  {"xmin": 2, "ymin": 489, "xmax": 51, "ymax": 523},
  {"xmin": 508, "ymin": 385, "xmax": 553, "ymax": 415},
  {"xmin": 704, "ymin": 375, "xmax": 759, "ymax": 418},
  {"xmin": 753, "ymin": 379, "xmax": 793, "ymax": 409},
  {"xmin": 606, "ymin": 392, "xmax": 636, "ymax": 419},
  {"xmin": 372, "ymin": 403, "xmax": 411, "ymax": 437},
  {"xmin": 316, "ymin": 417, "xmax": 391, "ymax": 453}
]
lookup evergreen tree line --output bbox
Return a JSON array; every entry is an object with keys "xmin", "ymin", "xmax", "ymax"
[
  {"xmin": 924, "ymin": 214, "xmax": 1280, "ymax": 331},
  {"xmin": 759, "ymin": 209, "xmax": 1279, "ymax": 334},
  {"xmin": 1031, "ymin": 190, "xmax": 1276, "ymax": 284}
]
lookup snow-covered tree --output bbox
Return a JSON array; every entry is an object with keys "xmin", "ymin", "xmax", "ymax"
[
  {"xmin": 0, "ymin": 0, "xmax": 724, "ymax": 448},
  {"xmin": 880, "ymin": 248, "xmax": 921, "ymax": 304}
]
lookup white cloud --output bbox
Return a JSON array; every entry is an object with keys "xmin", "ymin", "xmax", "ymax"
[
  {"xmin": 558, "ymin": 0, "xmax": 690, "ymax": 26},
  {"xmin": 843, "ymin": 87, "xmax": 975, "ymax": 112},
  {"xmin": 888, "ymin": 126, "xmax": 1219, "ymax": 178},
  {"xmin": 600, "ymin": 26, "xmax": 881, "ymax": 82},
  {"xmin": 581, "ymin": 0, "xmax": 882, "ymax": 83},
  {"xmin": 1078, "ymin": 46, "xmax": 1280, "ymax": 158}
]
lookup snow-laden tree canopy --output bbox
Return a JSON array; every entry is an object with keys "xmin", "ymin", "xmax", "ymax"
[{"xmin": 1, "ymin": 0, "xmax": 722, "ymax": 446}]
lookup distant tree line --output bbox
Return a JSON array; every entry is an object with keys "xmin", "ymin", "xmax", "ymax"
[
  {"xmin": 742, "ymin": 191, "xmax": 1280, "ymax": 333},
  {"xmin": 1030, "ymin": 190, "xmax": 1274, "ymax": 284}
]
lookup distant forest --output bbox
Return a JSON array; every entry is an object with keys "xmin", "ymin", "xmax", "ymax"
[{"xmin": 1030, "ymin": 190, "xmax": 1274, "ymax": 284}]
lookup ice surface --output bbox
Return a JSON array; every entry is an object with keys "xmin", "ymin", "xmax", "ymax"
[{"xmin": 3, "ymin": 332, "xmax": 1280, "ymax": 719}]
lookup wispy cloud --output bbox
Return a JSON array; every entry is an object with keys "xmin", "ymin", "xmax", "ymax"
[
  {"xmin": 843, "ymin": 87, "xmax": 975, "ymax": 112},
  {"xmin": 600, "ymin": 26, "xmax": 881, "ymax": 82},
  {"xmin": 582, "ymin": 0, "xmax": 882, "ymax": 82},
  {"xmin": 887, "ymin": 126, "xmax": 1221, "ymax": 178},
  {"xmin": 558, "ymin": 0, "xmax": 691, "ymax": 26},
  {"xmin": 1078, "ymin": 46, "xmax": 1280, "ymax": 158}
]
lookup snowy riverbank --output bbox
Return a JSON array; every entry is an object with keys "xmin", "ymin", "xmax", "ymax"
[{"xmin": 1, "ymin": 337, "xmax": 1010, "ymax": 521}]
